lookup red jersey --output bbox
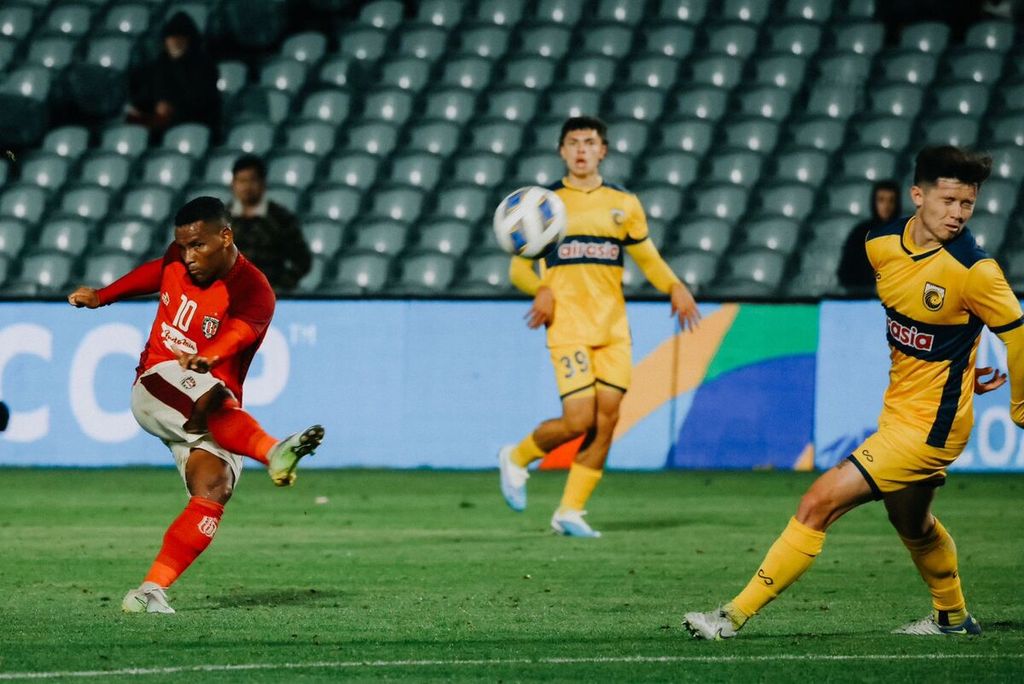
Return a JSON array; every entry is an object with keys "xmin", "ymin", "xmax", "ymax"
[{"xmin": 98, "ymin": 244, "xmax": 275, "ymax": 401}]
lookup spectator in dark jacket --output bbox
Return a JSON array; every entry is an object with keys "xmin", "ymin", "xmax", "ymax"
[
  {"xmin": 229, "ymin": 155, "xmax": 312, "ymax": 292},
  {"xmin": 838, "ymin": 180, "xmax": 901, "ymax": 296},
  {"xmin": 127, "ymin": 11, "xmax": 221, "ymax": 139}
]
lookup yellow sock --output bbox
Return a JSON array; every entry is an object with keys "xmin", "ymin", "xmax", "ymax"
[
  {"xmin": 511, "ymin": 434, "xmax": 545, "ymax": 468},
  {"xmin": 559, "ymin": 463, "xmax": 603, "ymax": 511},
  {"xmin": 900, "ymin": 518, "xmax": 967, "ymax": 620},
  {"xmin": 730, "ymin": 517, "xmax": 826, "ymax": 622}
]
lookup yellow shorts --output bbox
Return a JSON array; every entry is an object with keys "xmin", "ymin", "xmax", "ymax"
[
  {"xmin": 847, "ymin": 427, "xmax": 963, "ymax": 498},
  {"xmin": 549, "ymin": 341, "xmax": 631, "ymax": 400}
]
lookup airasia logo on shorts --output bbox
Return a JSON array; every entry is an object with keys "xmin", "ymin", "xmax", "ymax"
[
  {"xmin": 197, "ymin": 515, "xmax": 218, "ymax": 538},
  {"xmin": 887, "ymin": 315, "xmax": 934, "ymax": 352},
  {"xmin": 557, "ymin": 240, "xmax": 620, "ymax": 261}
]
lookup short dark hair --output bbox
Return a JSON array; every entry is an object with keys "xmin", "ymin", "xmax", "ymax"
[
  {"xmin": 913, "ymin": 146, "xmax": 992, "ymax": 187},
  {"xmin": 232, "ymin": 154, "xmax": 266, "ymax": 179},
  {"xmin": 174, "ymin": 196, "xmax": 229, "ymax": 227},
  {"xmin": 559, "ymin": 116, "xmax": 608, "ymax": 146}
]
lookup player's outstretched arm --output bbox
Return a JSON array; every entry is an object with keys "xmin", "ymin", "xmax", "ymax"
[
  {"xmin": 627, "ymin": 239, "xmax": 701, "ymax": 331},
  {"xmin": 670, "ymin": 281, "xmax": 701, "ymax": 332},
  {"xmin": 173, "ymin": 319, "xmax": 259, "ymax": 374},
  {"xmin": 67, "ymin": 287, "xmax": 101, "ymax": 309}
]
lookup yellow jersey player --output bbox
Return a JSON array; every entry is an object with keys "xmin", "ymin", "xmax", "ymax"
[
  {"xmin": 498, "ymin": 116, "xmax": 700, "ymax": 537},
  {"xmin": 684, "ymin": 145, "xmax": 1023, "ymax": 639}
]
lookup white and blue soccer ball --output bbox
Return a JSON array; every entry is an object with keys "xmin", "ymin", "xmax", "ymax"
[{"xmin": 492, "ymin": 186, "xmax": 568, "ymax": 259}]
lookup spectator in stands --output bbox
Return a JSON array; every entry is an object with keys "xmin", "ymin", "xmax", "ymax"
[
  {"xmin": 838, "ymin": 180, "xmax": 902, "ymax": 296},
  {"xmin": 229, "ymin": 155, "xmax": 311, "ymax": 292},
  {"xmin": 127, "ymin": 11, "xmax": 221, "ymax": 140}
]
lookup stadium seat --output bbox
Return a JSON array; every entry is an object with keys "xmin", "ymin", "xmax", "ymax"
[
  {"xmin": 359, "ymin": 0, "xmax": 404, "ymax": 30},
  {"xmin": 0, "ymin": 184, "xmax": 47, "ymax": 222},
  {"xmin": 918, "ymin": 116, "xmax": 979, "ymax": 147},
  {"xmin": 832, "ymin": 21, "xmax": 885, "ymax": 57},
  {"xmin": 595, "ymin": 0, "xmax": 644, "ymax": 24},
  {"xmin": 754, "ymin": 183, "xmax": 816, "ymax": 222},
  {"xmin": 328, "ymin": 152, "xmax": 379, "ymax": 189},
  {"xmin": 1, "ymin": 66, "xmax": 51, "ymax": 101},
  {"xmin": 880, "ymin": 50, "xmax": 938, "ymax": 85},
  {"xmin": 103, "ymin": 2, "xmax": 150, "ymax": 35},
  {"xmin": 162, "ymin": 123, "xmax": 210, "ymax": 158},
  {"xmin": 301, "ymin": 88, "xmax": 352, "ymax": 124},
  {"xmin": 217, "ymin": 61, "xmax": 248, "ymax": 96},
  {"xmin": 692, "ymin": 182, "xmax": 749, "ymax": 222},
  {"xmin": 418, "ymin": 219, "xmax": 473, "ymax": 256},
  {"xmin": 21, "ymin": 153, "xmax": 69, "ymax": 191},
  {"xmin": 284, "ymin": 120, "xmax": 336, "ymax": 157},
  {"xmin": 453, "ymin": 153, "xmax": 507, "ymax": 188},
  {"xmin": 671, "ymin": 86, "xmax": 728, "ymax": 121},
  {"xmin": 344, "ymin": 121, "xmax": 399, "ymax": 156},
  {"xmin": 512, "ymin": 153, "xmax": 564, "ymax": 186},
  {"xmin": 101, "ymin": 219, "xmax": 154, "ymax": 256},
  {"xmin": 351, "ymin": 219, "xmax": 410, "ymax": 255},
  {"xmin": 721, "ymin": 118, "xmax": 780, "ymax": 153},
  {"xmin": 428, "ymin": 184, "xmax": 490, "ymax": 223},
  {"xmin": 301, "ymin": 220, "xmax": 345, "ymax": 258},
  {"xmin": 824, "ymin": 179, "xmax": 874, "ymax": 218},
  {"xmin": 545, "ymin": 87, "xmax": 602, "ymax": 119},
  {"xmin": 740, "ymin": 216, "xmax": 802, "ymax": 252},
  {"xmin": 201, "ymin": 148, "xmax": 240, "ymax": 186},
  {"xmin": 389, "ymin": 152, "xmax": 444, "ymax": 191},
  {"xmin": 657, "ymin": 0, "xmax": 710, "ymax": 23},
  {"xmin": 454, "ymin": 249, "xmax": 514, "ymax": 294},
  {"xmin": 841, "ymin": 147, "xmax": 898, "ymax": 181},
  {"xmin": 397, "ymin": 24, "xmax": 448, "ymax": 61},
  {"xmin": 931, "ymin": 81, "xmax": 990, "ymax": 117},
  {"xmin": 976, "ymin": 179, "xmax": 1018, "ymax": 216},
  {"xmin": 784, "ymin": 248, "xmax": 840, "ymax": 297},
  {"xmin": 768, "ymin": 20, "xmax": 822, "ymax": 56},
  {"xmin": 0, "ymin": 4, "xmax": 34, "ymax": 41},
  {"xmin": 379, "ymin": 57, "xmax": 432, "ymax": 93},
  {"xmin": 944, "ymin": 48, "xmax": 1005, "ymax": 85},
  {"xmin": 82, "ymin": 252, "xmax": 137, "ymax": 288},
  {"xmin": 422, "ymin": 88, "xmax": 478, "ymax": 124},
  {"xmin": 626, "ymin": 55, "xmax": 680, "ymax": 90},
  {"xmin": 393, "ymin": 251, "xmax": 456, "ymax": 294},
  {"xmin": 640, "ymin": 151, "xmax": 700, "ymax": 187},
  {"xmin": 485, "ymin": 87, "xmax": 538, "ymax": 122},
  {"xmin": 815, "ymin": 52, "xmax": 871, "ymax": 87},
  {"xmin": 14, "ymin": 251, "xmax": 74, "ymax": 293},
  {"xmin": 516, "ymin": 22, "xmax": 572, "ymax": 59},
  {"xmin": 267, "ymin": 152, "xmax": 318, "ymax": 189},
  {"xmin": 965, "ymin": 20, "xmax": 1015, "ymax": 52},
  {"xmin": 39, "ymin": 127, "xmax": 83, "ymax": 163},
  {"xmin": 100, "ymin": 123, "xmax": 148, "ymax": 157},
  {"xmin": 369, "ymin": 185, "xmax": 425, "ymax": 224},
  {"xmin": 259, "ymin": 58, "xmax": 307, "ymax": 95},
  {"xmin": 500, "ymin": 55, "xmax": 557, "ymax": 90},
  {"xmin": 561, "ymin": 55, "xmax": 614, "ymax": 90},
  {"xmin": 338, "ymin": 24, "xmax": 388, "ymax": 63},
  {"xmin": 849, "ymin": 116, "xmax": 910, "ymax": 153},
  {"xmin": 709, "ymin": 149, "xmax": 765, "ymax": 186},
  {"xmin": 844, "ymin": 0, "xmax": 876, "ymax": 18},
  {"xmin": 868, "ymin": 83, "xmax": 924, "ymax": 118},
  {"xmin": 457, "ymin": 23, "xmax": 511, "ymax": 59},
  {"xmin": 601, "ymin": 152, "xmax": 634, "ymax": 184},
  {"xmin": 307, "ymin": 184, "xmax": 363, "ymax": 222},
  {"xmin": 326, "ymin": 250, "xmax": 391, "ymax": 294},
  {"xmin": 468, "ymin": 119, "xmax": 525, "ymax": 156},
  {"xmin": 142, "ymin": 151, "xmax": 193, "ymax": 190},
  {"xmin": 673, "ymin": 218, "xmax": 733, "ymax": 255},
  {"xmin": 753, "ymin": 54, "xmax": 807, "ymax": 91},
  {"xmin": 606, "ymin": 119, "xmax": 649, "ymax": 156},
  {"xmin": 0, "ymin": 218, "xmax": 28, "ymax": 257},
  {"xmin": 441, "ymin": 57, "xmax": 493, "ymax": 91},
  {"xmin": 806, "ymin": 85, "xmax": 859, "ymax": 120},
  {"xmin": 281, "ymin": 32, "xmax": 326, "ymax": 64},
  {"xmin": 295, "ymin": 255, "xmax": 325, "ymax": 293},
  {"xmin": 968, "ymin": 212, "xmax": 1008, "ymax": 253},
  {"xmin": 119, "ymin": 185, "xmax": 174, "ymax": 223},
  {"xmin": 643, "ymin": 24, "xmax": 696, "ymax": 59},
  {"xmin": 688, "ymin": 55, "xmax": 743, "ymax": 89},
  {"xmin": 737, "ymin": 87, "xmax": 793, "ymax": 121},
  {"xmin": 417, "ymin": 0, "xmax": 464, "ymax": 27},
  {"xmin": 773, "ymin": 146, "xmax": 829, "ymax": 185},
  {"xmin": 527, "ymin": 116, "xmax": 566, "ymax": 150},
  {"xmin": 664, "ymin": 249, "xmax": 719, "ymax": 294},
  {"xmin": 580, "ymin": 22, "xmax": 634, "ymax": 58},
  {"xmin": 899, "ymin": 22, "xmax": 949, "ymax": 54},
  {"xmin": 713, "ymin": 248, "xmax": 788, "ymax": 296},
  {"xmin": 705, "ymin": 21, "xmax": 759, "ymax": 58},
  {"xmin": 989, "ymin": 114, "xmax": 1024, "ymax": 146},
  {"xmin": 784, "ymin": 0, "xmax": 832, "ymax": 21},
  {"xmin": 230, "ymin": 85, "xmax": 289, "ymax": 124},
  {"xmin": 0, "ymin": 93, "xmax": 45, "ymax": 148},
  {"xmin": 38, "ymin": 217, "xmax": 90, "ymax": 256},
  {"xmin": 46, "ymin": 3, "xmax": 93, "ymax": 37},
  {"xmin": 1001, "ymin": 81, "xmax": 1024, "ymax": 111},
  {"xmin": 318, "ymin": 56, "xmax": 356, "ymax": 88},
  {"xmin": 610, "ymin": 87, "xmax": 666, "ymax": 122},
  {"xmin": 659, "ymin": 117, "xmax": 715, "ymax": 155},
  {"xmin": 86, "ymin": 34, "xmax": 134, "ymax": 71},
  {"xmin": 537, "ymin": 0, "xmax": 588, "ymax": 24},
  {"xmin": 475, "ymin": 0, "xmax": 526, "ymax": 26},
  {"xmin": 27, "ymin": 35, "xmax": 76, "ymax": 70},
  {"xmin": 224, "ymin": 121, "xmax": 274, "ymax": 156},
  {"xmin": 721, "ymin": 0, "xmax": 770, "ymax": 23},
  {"xmin": 788, "ymin": 116, "xmax": 848, "ymax": 152},
  {"xmin": 989, "ymin": 145, "xmax": 1024, "ymax": 180}
]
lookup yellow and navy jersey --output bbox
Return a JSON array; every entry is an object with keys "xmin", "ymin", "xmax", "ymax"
[
  {"xmin": 866, "ymin": 215, "xmax": 1024, "ymax": 449},
  {"xmin": 538, "ymin": 178, "xmax": 650, "ymax": 347}
]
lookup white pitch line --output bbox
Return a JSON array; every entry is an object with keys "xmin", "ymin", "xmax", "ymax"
[{"xmin": 1, "ymin": 653, "xmax": 1022, "ymax": 680}]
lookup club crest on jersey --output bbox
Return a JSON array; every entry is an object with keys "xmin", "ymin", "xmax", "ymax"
[
  {"xmin": 180, "ymin": 376, "xmax": 196, "ymax": 390},
  {"xmin": 202, "ymin": 316, "xmax": 220, "ymax": 339},
  {"xmin": 197, "ymin": 516, "xmax": 218, "ymax": 538},
  {"xmin": 923, "ymin": 282, "xmax": 946, "ymax": 312},
  {"xmin": 161, "ymin": 292, "xmax": 170, "ymax": 306},
  {"xmin": 610, "ymin": 208, "xmax": 625, "ymax": 225}
]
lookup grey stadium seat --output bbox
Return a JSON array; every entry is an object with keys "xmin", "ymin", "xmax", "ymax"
[
  {"xmin": 351, "ymin": 219, "xmax": 411, "ymax": 256},
  {"xmin": 325, "ymin": 250, "xmax": 391, "ymax": 294},
  {"xmin": 307, "ymin": 184, "xmax": 363, "ymax": 223},
  {"xmin": 418, "ymin": 219, "xmax": 473, "ymax": 257},
  {"xmin": 59, "ymin": 185, "xmax": 111, "ymax": 222},
  {"xmin": 37, "ymin": 217, "xmax": 90, "ymax": 256},
  {"xmin": 328, "ymin": 152, "xmax": 380, "ymax": 190}
]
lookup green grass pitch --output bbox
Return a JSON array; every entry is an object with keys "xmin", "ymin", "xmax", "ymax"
[{"xmin": 1, "ymin": 468, "xmax": 1022, "ymax": 682}]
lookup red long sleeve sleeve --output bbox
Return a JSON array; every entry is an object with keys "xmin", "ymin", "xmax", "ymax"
[{"xmin": 204, "ymin": 318, "xmax": 258, "ymax": 364}]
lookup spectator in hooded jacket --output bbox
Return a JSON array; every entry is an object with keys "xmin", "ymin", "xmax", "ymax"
[{"xmin": 838, "ymin": 180, "xmax": 901, "ymax": 296}]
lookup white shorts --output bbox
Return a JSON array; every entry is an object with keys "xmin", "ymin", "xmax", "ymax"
[{"xmin": 131, "ymin": 360, "xmax": 243, "ymax": 486}]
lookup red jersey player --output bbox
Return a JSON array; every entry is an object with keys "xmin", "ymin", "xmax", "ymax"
[{"xmin": 68, "ymin": 196, "xmax": 324, "ymax": 614}]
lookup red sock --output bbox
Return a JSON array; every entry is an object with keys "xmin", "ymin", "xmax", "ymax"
[
  {"xmin": 144, "ymin": 496, "xmax": 224, "ymax": 588},
  {"xmin": 206, "ymin": 397, "xmax": 277, "ymax": 465}
]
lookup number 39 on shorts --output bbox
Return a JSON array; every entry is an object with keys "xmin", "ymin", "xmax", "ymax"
[{"xmin": 559, "ymin": 350, "xmax": 590, "ymax": 378}]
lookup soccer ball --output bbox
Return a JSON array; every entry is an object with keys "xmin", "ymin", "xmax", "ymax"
[{"xmin": 492, "ymin": 186, "xmax": 568, "ymax": 259}]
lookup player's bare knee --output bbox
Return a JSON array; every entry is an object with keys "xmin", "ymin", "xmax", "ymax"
[
  {"xmin": 194, "ymin": 384, "xmax": 231, "ymax": 418},
  {"xmin": 795, "ymin": 490, "xmax": 832, "ymax": 528},
  {"xmin": 192, "ymin": 471, "xmax": 233, "ymax": 504},
  {"xmin": 563, "ymin": 411, "xmax": 596, "ymax": 436}
]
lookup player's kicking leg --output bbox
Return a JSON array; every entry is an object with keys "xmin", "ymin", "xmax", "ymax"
[
  {"xmin": 885, "ymin": 484, "xmax": 982, "ymax": 636},
  {"xmin": 683, "ymin": 459, "xmax": 873, "ymax": 639}
]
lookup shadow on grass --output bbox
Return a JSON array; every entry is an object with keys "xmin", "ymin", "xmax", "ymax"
[
  {"xmin": 599, "ymin": 517, "xmax": 690, "ymax": 532},
  {"xmin": 199, "ymin": 588, "xmax": 349, "ymax": 609}
]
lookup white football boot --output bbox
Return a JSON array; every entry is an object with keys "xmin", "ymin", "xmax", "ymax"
[
  {"xmin": 550, "ymin": 508, "xmax": 601, "ymax": 538},
  {"xmin": 683, "ymin": 608, "xmax": 739, "ymax": 640},
  {"xmin": 498, "ymin": 445, "xmax": 528, "ymax": 512},
  {"xmin": 122, "ymin": 581, "xmax": 175, "ymax": 614}
]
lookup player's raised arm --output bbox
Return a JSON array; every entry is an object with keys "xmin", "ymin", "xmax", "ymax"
[
  {"xmin": 67, "ymin": 256, "xmax": 164, "ymax": 308},
  {"xmin": 626, "ymin": 239, "xmax": 700, "ymax": 331},
  {"xmin": 510, "ymin": 255, "xmax": 555, "ymax": 329}
]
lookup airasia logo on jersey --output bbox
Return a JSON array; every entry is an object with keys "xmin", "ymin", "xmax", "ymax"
[
  {"xmin": 556, "ymin": 240, "xmax": 621, "ymax": 262},
  {"xmin": 887, "ymin": 315, "xmax": 934, "ymax": 352},
  {"xmin": 160, "ymin": 322, "xmax": 198, "ymax": 355}
]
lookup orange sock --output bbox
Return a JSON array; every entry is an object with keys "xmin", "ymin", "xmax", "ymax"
[
  {"xmin": 144, "ymin": 496, "xmax": 224, "ymax": 588},
  {"xmin": 206, "ymin": 397, "xmax": 277, "ymax": 464}
]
